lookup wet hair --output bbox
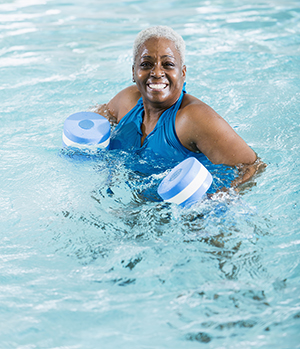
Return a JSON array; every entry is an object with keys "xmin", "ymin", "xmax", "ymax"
[{"xmin": 133, "ymin": 25, "xmax": 186, "ymax": 66}]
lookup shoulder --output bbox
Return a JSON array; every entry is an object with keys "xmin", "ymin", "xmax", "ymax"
[
  {"xmin": 176, "ymin": 93, "xmax": 223, "ymax": 145},
  {"xmin": 107, "ymin": 85, "xmax": 141, "ymax": 122},
  {"xmin": 179, "ymin": 93, "xmax": 220, "ymax": 122},
  {"xmin": 176, "ymin": 93, "xmax": 256, "ymax": 165}
]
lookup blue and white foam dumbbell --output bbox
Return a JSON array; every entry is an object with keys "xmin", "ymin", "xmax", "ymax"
[
  {"xmin": 63, "ymin": 111, "xmax": 110, "ymax": 150},
  {"xmin": 157, "ymin": 157, "xmax": 213, "ymax": 208}
]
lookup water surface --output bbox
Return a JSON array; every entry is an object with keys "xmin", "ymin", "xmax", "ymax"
[{"xmin": 0, "ymin": 0, "xmax": 300, "ymax": 348}]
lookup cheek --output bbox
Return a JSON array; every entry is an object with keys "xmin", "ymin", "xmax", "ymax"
[
  {"xmin": 135, "ymin": 70, "xmax": 147, "ymax": 81},
  {"xmin": 170, "ymin": 71, "xmax": 184, "ymax": 84}
]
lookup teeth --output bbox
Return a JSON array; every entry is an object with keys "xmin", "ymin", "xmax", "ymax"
[{"xmin": 149, "ymin": 84, "xmax": 167, "ymax": 90}]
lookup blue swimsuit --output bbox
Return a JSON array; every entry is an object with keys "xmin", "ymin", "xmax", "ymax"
[{"xmin": 110, "ymin": 85, "xmax": 205, "ymax": 163}]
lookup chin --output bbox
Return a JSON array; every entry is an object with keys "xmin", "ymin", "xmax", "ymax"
[{"xmin": 147, "ymin": 94, "xmax": 170, "ymax": 104}]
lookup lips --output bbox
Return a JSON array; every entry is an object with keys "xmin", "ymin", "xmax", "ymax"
[{"xmin": 148, "ymin": 83, "xmax": 168, "ymax": 90}]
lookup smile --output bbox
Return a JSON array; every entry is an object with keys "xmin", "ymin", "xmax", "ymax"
[{"xmin": 148, "ymin": 83, "xmax": 168, "ymax": 90}]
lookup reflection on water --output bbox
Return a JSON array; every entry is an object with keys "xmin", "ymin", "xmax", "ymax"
[{"xmin": 1, "ymin": 0, "xmax": 300, "ymax": 348}]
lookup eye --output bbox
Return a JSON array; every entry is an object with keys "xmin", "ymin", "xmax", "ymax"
[
  {"xmin": 163, "ymin": 61, "xmax": 175, "ymax": 68},
  {"xmin": 140, "ymin": 61, "xmax": 152, "ymax": 68}
]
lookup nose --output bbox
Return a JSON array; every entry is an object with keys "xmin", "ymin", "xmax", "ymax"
[{"xmin": 150, "ymin": 63, "xmax": 165, "ymax": 78}]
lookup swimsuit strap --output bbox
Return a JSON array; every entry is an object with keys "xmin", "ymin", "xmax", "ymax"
[{"xmin": 155, "ymin": 82, "xmax": 186, "ymax": 127}]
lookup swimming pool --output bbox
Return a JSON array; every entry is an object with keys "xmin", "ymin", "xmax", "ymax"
[{"xmin": 1, "ymin": 0, "xmax": 299, "ymax": 347}]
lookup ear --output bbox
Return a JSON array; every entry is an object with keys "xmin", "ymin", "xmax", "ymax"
[
  {"xmin": 182, "ymin": 65, "xmax": 187, "ymax": 80},
  {"xmin": 132, "ymin": 65, "xmax": 135, "ymax": 82}
]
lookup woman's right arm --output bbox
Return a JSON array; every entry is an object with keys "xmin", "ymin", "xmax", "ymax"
[
  {"xmin": 94, "ymin": 103, "xmax": 118, "ymax": 125},
  {"xmin": 93, "ymin": 85, "xmax": 141, "ymax": 124}
]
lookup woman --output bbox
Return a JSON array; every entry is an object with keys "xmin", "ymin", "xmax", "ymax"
[{"xmin": 96, "ymin": 26, "xmax": 263, "ymax": 188}]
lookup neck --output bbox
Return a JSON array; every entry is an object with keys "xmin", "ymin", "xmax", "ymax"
[
  {"xmin": 142, "ymin": 90, "xmax": 182, "ymax": 122},
  {"xmin": 142, "ymin": 103, "xmax": 165, "ymax": 122}
]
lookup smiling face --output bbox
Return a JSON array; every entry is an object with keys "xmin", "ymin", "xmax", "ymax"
[{"xmin": 132, "ymin": 37, "xmax": 186, "ymax": 109}]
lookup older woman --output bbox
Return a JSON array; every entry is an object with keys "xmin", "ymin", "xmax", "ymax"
[{"xmin": 96, "ymin": 26, "xmax": 263, "ymax": 187}]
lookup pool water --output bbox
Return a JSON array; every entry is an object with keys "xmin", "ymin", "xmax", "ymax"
[{"xmin": 1, "ymin": 0, "xmax": 300, "ymax": 348}]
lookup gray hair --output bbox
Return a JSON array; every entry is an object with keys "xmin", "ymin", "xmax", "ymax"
[{"xmin": 133, "ymin": 26, "xmax": 186, "ymax": 66}]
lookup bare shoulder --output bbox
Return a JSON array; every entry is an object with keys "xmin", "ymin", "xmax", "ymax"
[
  {"xmin": 176, "ymin": 93, "xmax": 256, "ymax": 165},
  {"xmin": 107, "ymin": 85, "xmax": 141, "ymax": 122},
  {"xmin": 178, "ymin": 93, "xmax": 221, "ymax": 122},
  {"xmin": 176, "ymin": 93, "xmax": 223, "ymax": 144}
]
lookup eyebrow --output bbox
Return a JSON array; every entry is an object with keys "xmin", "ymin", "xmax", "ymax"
[{"xmin": 140, "ymin": 54, "xmax": 175, "ymax": 59}]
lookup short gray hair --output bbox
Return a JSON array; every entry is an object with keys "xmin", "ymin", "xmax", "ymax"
[{"xmin": 133, "ymin": 26, "xmax": 186, "ymax": 66}]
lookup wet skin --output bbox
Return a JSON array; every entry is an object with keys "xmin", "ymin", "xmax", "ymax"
[
  {"xmin": 95, "ymin": 37, "xmax": 265, "ymax": 188},
  {"xmin": 132, "ymin": 37, "xmax": 186, "ymax": 112}
]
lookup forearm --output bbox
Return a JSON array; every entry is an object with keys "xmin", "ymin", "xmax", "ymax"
[
  {"xmin": 231, "ymin": 157, "xmax": 267, "ymax": 191},
  {"xmin": 90, "ymin": 103, "xmax": 117, "ymax": 125}
]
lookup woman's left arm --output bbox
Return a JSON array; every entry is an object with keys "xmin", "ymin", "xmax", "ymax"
[{"xmin": 176, "ymin": 99, "xmax": 266, "ymax": 188}]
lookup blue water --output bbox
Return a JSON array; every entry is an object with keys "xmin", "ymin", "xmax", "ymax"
[{"xmin": 1, "ymin": 0, "xmax": 300, "ymax": 348}]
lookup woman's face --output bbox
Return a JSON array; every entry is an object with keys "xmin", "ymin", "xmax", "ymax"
[{"xmin": 133, "ymin": 37, "xmax": 186, "ymax": 108}]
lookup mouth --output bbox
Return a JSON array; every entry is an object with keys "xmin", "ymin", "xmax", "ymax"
[{"xmin": 147, "ymin": 83, "xmax": 168, "ymax": 91}]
